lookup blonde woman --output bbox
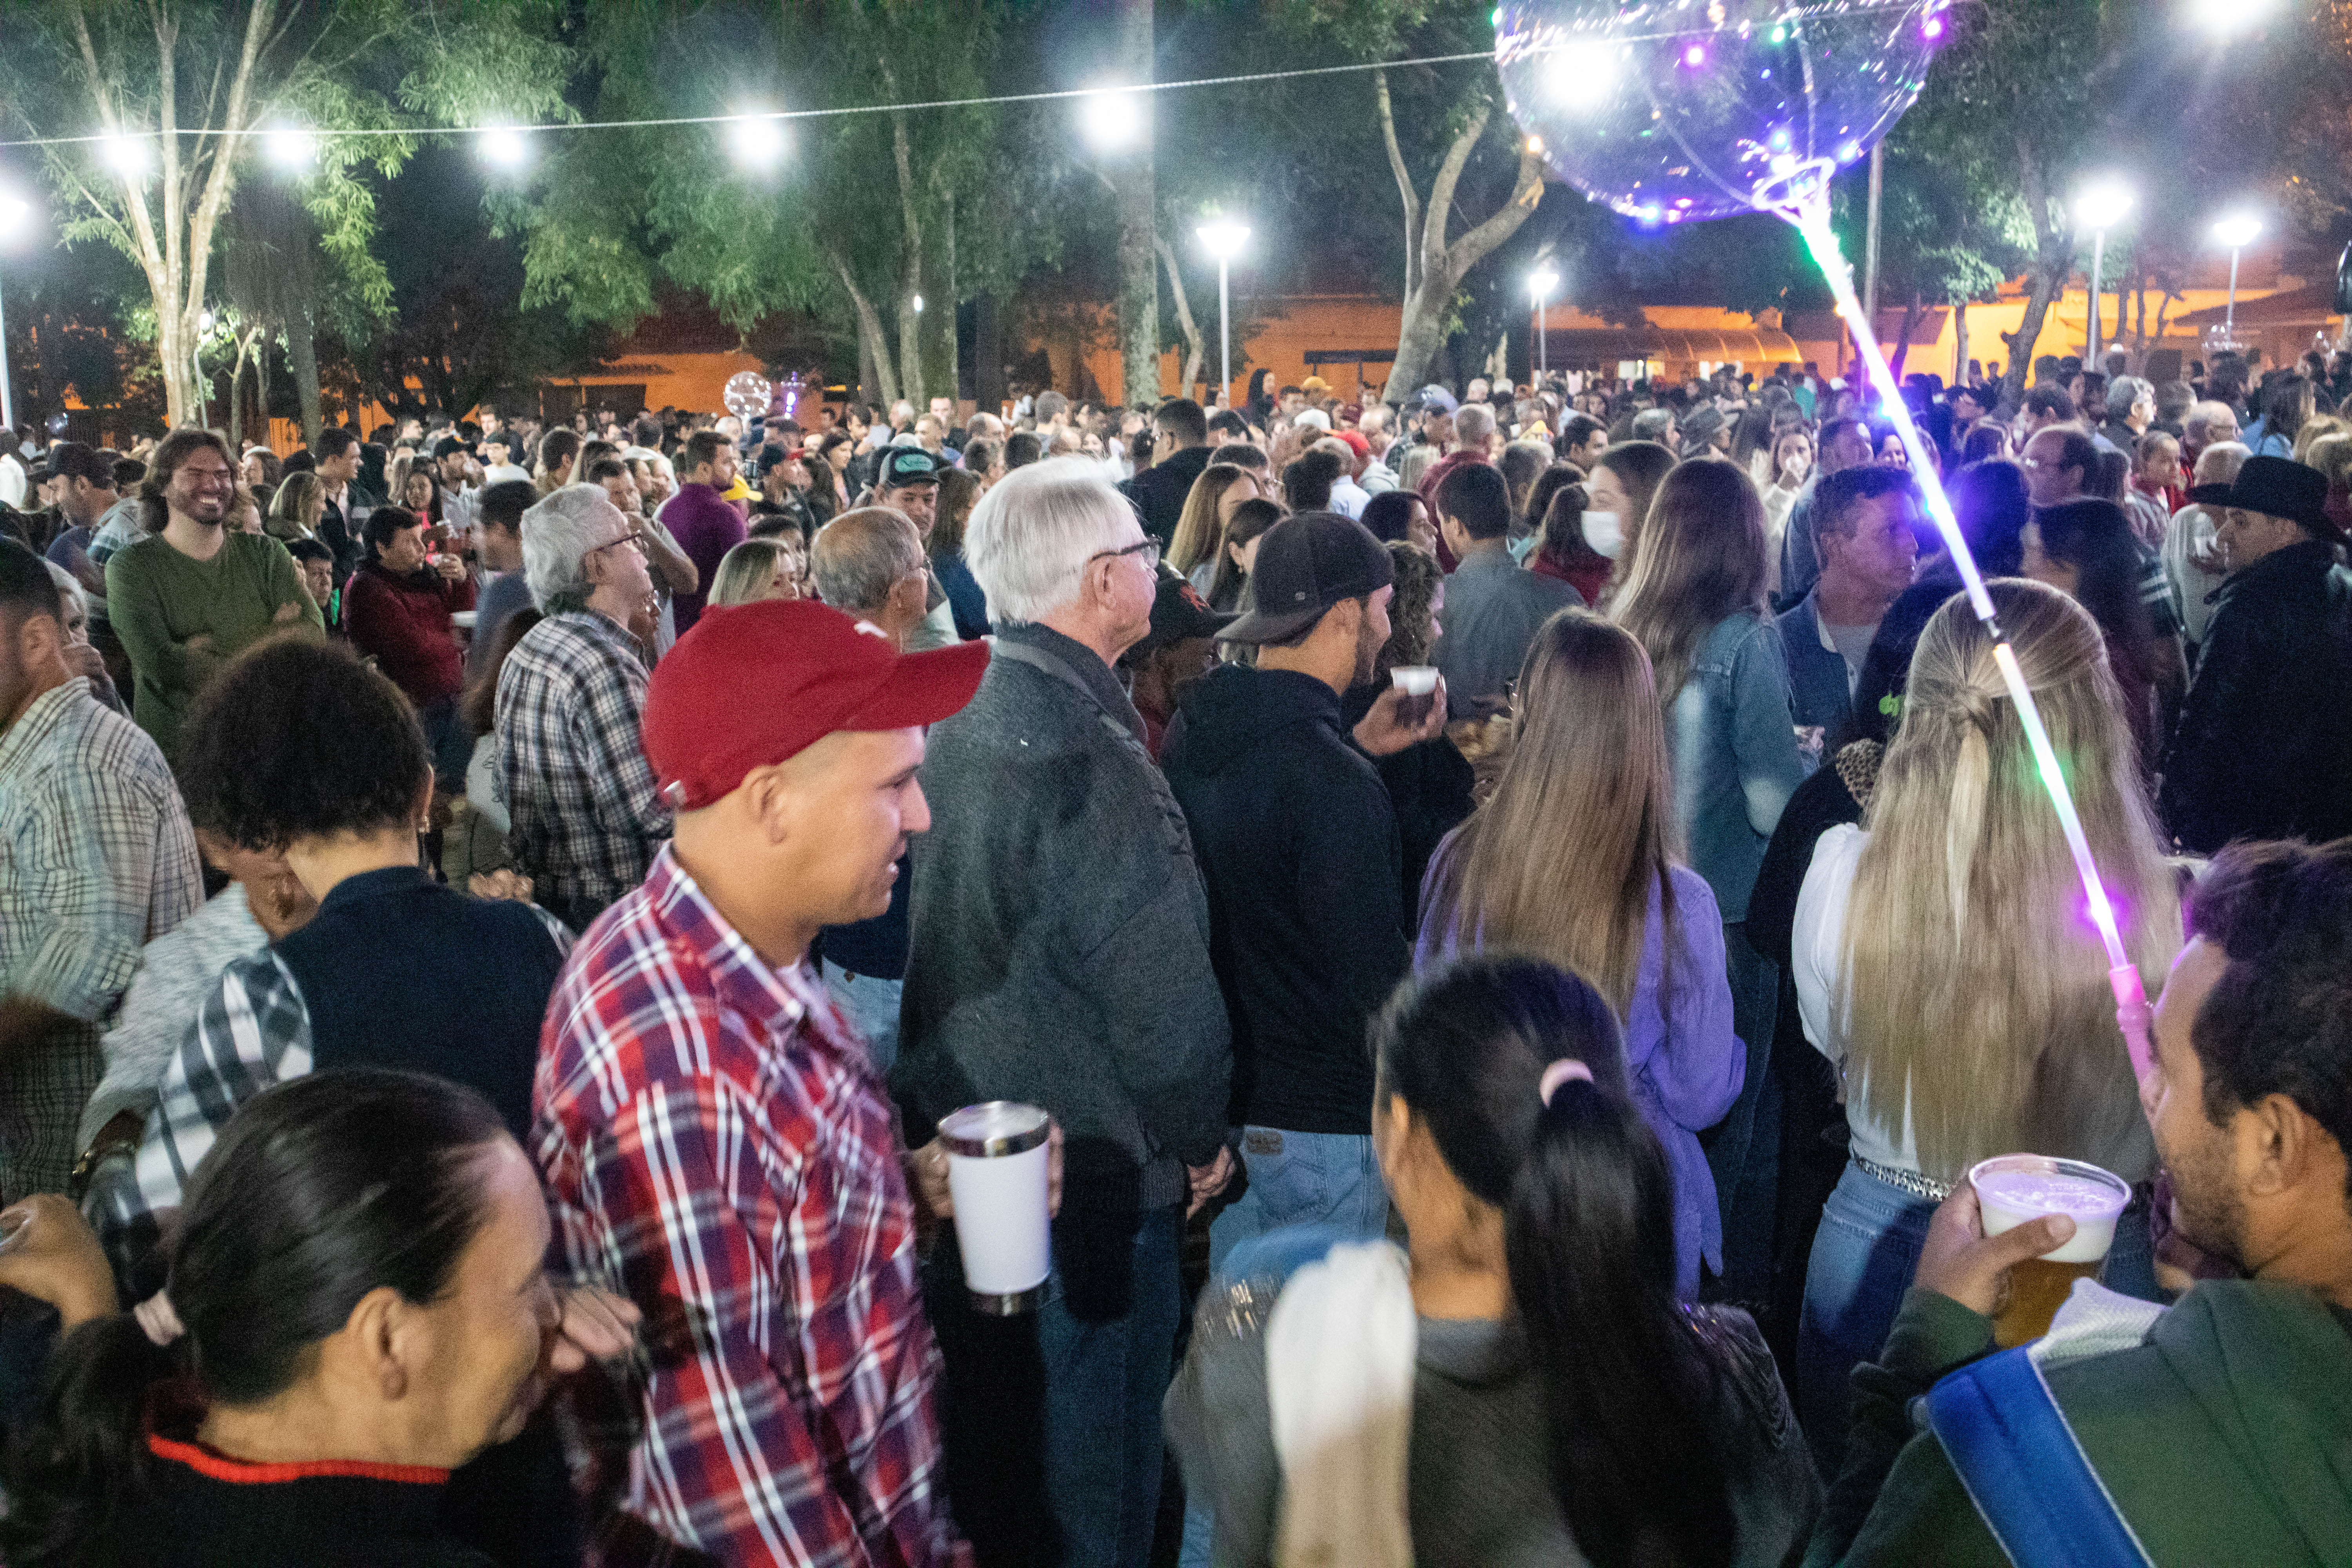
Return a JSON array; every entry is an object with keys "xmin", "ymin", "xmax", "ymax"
[
  {"xmin": 1613, "ymin": 457, "xmax": 1804, "ymax": 1304},
  {"xmin": 1791, "ymin": 579, "xmax": 2179, "ymax": 1467},
  {"xmin": 706, "ymin": 537, "xmax": 802, "ymax": 608},
  {"xmin": 1417, "ymin": 610, "xmax": 1743, "ymax": 1298},
  {"xmin": 265, "ymin": 470, "xmax": 327, "ymax": 545},
  {"xmin": 1167, "ymin": 463, "xmax": 1263, "ymax": 587}
]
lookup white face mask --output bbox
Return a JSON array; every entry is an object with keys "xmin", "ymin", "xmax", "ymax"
[{"xmin": 1581, "ymin": 510, "xmax": 1624, "ymax": 560}]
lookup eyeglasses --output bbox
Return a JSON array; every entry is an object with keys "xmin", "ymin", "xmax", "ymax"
[
  {"xmin": 1090, "ymin": 537, "xmax": 1160, "ymax": 571},
  {"xmin": 586, "ymin": 533, "xmax": 645, "ymax": 558}
]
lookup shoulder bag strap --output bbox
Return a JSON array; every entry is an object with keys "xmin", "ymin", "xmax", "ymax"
[{"xmin": 1924, "ymin": 1345, "xmax": 2154, "ymax": 1568}]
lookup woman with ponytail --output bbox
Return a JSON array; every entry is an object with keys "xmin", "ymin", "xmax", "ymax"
[
  {"xmin": 1165, "ymin": 957, "xmax": 1817, "ymax": 1568},
  {"xmin": 1791, "ymin": 579, "xmax": 2179, "ymax": 1474},
  {"xmin": 1, "ymin": 1070, "xmax": 637, "ymax": 1567}
]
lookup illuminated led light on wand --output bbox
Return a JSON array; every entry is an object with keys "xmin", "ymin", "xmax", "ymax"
[{"xmin": 1786, "ymin": 205, "xmax": 2156, "ymax": 1087}]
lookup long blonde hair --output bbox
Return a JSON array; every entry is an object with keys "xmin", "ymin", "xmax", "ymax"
[
  {"xmin": 1837, "ymin": 580, "xmax": 2178, "ymax": 1183},
  {"xmin": 1419, "ymin": 610, "xmax": 1684, "ymax": 1020},
  {"xmin": 1168, "ymin": 464, "xmax": 1259, "ymax": 576},
  {"xmin": 1612, "ymin": 459, "xmax": 1768, "ymax": 701}
]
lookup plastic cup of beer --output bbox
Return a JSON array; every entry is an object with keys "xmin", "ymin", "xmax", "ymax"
[
  {"xmin": 1391, "ymin": 666, "xmax": 1439, "ymax": 726},
  {"xmin": 938, "ymin": 1102, "xmax": 1053, "ymax": 1316},
  {"xmin": 1968, "ymin": 1154, "xmax": 2132, "ymax": 1347}
]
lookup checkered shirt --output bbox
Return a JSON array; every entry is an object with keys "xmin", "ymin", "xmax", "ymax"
[
  {"xmin": 0, "ymin": 679, "xmax": 200, "ymax": 1198},
  {"xmin": 534, "ymin": 847, "xmax": 966, "ymax": 1568},
  {"xmin": 495, "ymin": 609, "xmax": 671, "ymax": 919}
]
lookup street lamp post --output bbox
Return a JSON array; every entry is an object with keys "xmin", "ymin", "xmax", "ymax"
[
  {"xmin": 1196, "ymin": 219, "xmax": 1249, "ymax": 407},
  {"xmin": 2075, "ymin": 180, "xmax": 2135, "ymax": 370},
  {"xmin": 0, "ymin": 189, "xmax": 34, "ymax": 435},
  {"xmin": 2211, "ymin": 214, "xmax": 2262, "ymax": 350},
  {"xmin": 1528, "ymin": 267, "xmax": 1560, "ymax": 382}
]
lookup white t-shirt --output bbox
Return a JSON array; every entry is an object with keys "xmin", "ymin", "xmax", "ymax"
[{"xmin": 1791, "ymin": 824, "xmax": 1924, "ymax": 1173}]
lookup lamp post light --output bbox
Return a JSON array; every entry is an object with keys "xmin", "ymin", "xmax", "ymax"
[
  {"xmin": 2211, "ymin": 213, "xmax": 2262, "ymax": 352},
  {"xmin": 0, "ymin": 187, "xmax": 34, "ymax": 435},
  {"xmin": 2074, "ymin": 179, "xmax": 2135, "ymax": 370},
  {"xmin": 1196, "ymin": 218, "xmax": 1249, "ymax": 408},
  {"xmin": 1528, "ymin": 266, "xmax": 1560, "ymax": 381}
]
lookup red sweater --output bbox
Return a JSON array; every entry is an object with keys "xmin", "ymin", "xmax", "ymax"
[{"xmin": 346, "ymin": 562, "xmax": 475, "ymax": 708}]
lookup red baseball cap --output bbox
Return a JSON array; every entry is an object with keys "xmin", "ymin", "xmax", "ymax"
[{"xmin": 643, "ymin": 599, "xmax": 988, "ymax": 811}]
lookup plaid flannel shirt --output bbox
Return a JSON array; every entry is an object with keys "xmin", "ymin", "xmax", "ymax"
[
  {"xmin": 534, "ymin": 848, "xmax": 965, "ymax": 1568},
  {"xmin": 495, "ymin": 610, "xmax": 671, "ymax": 920},
  {"xmin": 0, "ymin": 679, "xmax": 200, "ymax": 1198},
  {"xmin": 83, "ymin": 899, "xmax": 573, "ymax": 1263}
]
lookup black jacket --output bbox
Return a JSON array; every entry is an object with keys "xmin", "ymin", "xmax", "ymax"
[
  {"xmin": 1162, "ymin": 665, "xmax": 1411, "ymax": 1136},
  {"xmin": 2160, "ymin": 539, "xmax": 2352, "ymax": 853},
  {"xmin": 1119, "ymin": 443, "xmax": 1213, "ymax": 550}
]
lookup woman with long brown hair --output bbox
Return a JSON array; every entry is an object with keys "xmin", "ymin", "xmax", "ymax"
[
  {"xmin": 1419, "ymin": 610, "xmax": 1743, "ymax": 1299},
  {"xmin": 1582, "ymin": 440, "xmax": 1675, "ymax": 602},
  {"xmin": 1791, "ymin": 579, "xmax": 2179, "ymax": 1470},
  {"xmin": 1168, "ymin": 463, "xmax": 1265, "ymax": 587},
  {"xmin": 929, "ymin": 466, "xmax": 989, "ymax": 638},
  {"xmin": 1612, "ymin": 458, "xmax": 1805, "ymax": 1307}
]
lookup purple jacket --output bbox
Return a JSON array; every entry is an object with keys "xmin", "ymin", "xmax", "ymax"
[
  {"xmin": 1416, "ymin": 857, "xmax": 1745, "ymax": 1298},
  {"xmin": 657, "ymin": 482, "xmax": 745, "ymax": 635}
]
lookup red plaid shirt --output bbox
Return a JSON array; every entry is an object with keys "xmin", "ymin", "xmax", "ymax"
[{"xmin": 535, "ymin": 846, "xmax": 965, "ymax": 1567}]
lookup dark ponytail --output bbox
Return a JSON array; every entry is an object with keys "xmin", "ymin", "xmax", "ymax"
[
  {"xmin": 1, "ymin": 1070, "xmax": 509, "ymax": 1566},
  {"xmin": 1374, "ymin": 956, "xmax": 1737, "ymax": 1568}
]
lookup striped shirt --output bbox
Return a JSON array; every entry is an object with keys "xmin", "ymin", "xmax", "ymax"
[
  {"xmin": 0, "ymin": 678, "xmax": 200, "ymax": 1198},
  {"xmin": 534, "ymin": 847, "xmax": 965, "ymax": 1567},
  {"xmin": 494, "ymin": 608, "xmax": 671, "ymax": 923}
]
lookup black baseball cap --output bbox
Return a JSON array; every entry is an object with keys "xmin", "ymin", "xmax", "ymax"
[
  {"xmin": 1137, "ymin": 565, "xmax": 1234, "ymax": 653},
  {"xmin": 1218, "ymin": 512, "xmax": 1394, "ymax": 644},
  {"xmin": 878, "ymin": 447, "xmax": 941, "ymax": 489},
  {"xmin": 42, "ymin": 441, "xmax": 111, "ymax": 486}
]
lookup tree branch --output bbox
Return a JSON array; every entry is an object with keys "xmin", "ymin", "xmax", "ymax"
[
  {"xmin": 1441, "ymin": 143, "xmax": 1544, "ymax": 279},
  {"xmin": 1155, "ymin": 232, "xmax": 1204, "ymax": 394},
  {"xmin": 1421, "ymin": 103, "xmax": 1492, "ymax": 286},
  {"xmin": 72, "ymin": 5, "xmax": 167, "ymax": 287},
  {"xmin": 1374, "ymin": 69, "xmax": 1421, "ymax": 302}
]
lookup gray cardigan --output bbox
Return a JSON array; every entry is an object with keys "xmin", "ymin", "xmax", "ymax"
[{"xmin": 893, "ymin": 621, "xmax": 1232, "ymax": 1218}]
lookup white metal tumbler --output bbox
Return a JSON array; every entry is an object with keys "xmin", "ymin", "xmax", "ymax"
[{"xmin": 938, "ymin": 1101, "xmax": 1053, "ymax": 1315}]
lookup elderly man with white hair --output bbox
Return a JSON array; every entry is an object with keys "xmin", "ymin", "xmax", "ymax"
[
  {"xmin": 893, "ymin": 457, "xmax": 1233, "ymax": 1568},
  {"xmin": 494, "ymin": 483, "xmax": 670, "ymax": 929}
]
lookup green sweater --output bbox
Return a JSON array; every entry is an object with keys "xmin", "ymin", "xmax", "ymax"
[
  {"xmin": 1810, "ymin": 1280, "xmax": 2352, "ymax": 1566},
  {"xmin": 105, "ymin": 530, "xmax": 322, "ymax": 758}
]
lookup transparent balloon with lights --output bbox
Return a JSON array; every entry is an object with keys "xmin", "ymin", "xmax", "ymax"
[
  {"xmin": 1494, "ymin": 0, "xmax": 1949, "ymax": 224},
  {"xmin": 723, "ymin": 372, "xmax": 774, "ymax": 423},
  {"xmin": 1495, "ymin": 0, "xmax": 2167, "ymax": 1099}
]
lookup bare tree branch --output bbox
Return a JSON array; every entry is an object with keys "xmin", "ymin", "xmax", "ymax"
[{"xmin": 1374, "ymin": 70, "xmax": 1421, "ymax": 303}]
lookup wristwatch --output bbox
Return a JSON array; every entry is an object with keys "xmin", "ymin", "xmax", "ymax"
[{"xmin": 68, "ymin": 1109, "xmax": 145, "ymax": 1203}]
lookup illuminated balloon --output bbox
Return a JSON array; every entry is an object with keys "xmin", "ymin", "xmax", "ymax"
[
  {"xmin": 1494, "ymin": 0, "xmax": 1950, "ymax": 223},
  {"xmin": 723, "ymin": 370, "xmax": 774, "ymax": 423}
]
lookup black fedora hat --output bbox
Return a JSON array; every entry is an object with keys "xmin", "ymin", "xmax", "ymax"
[{"xmin": 2221, "ymin": 456, "xmax": 2337, "ymax": 537}]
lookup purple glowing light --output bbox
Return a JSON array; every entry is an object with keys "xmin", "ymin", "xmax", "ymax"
[
  {"xmin": 1681, "ymin": 42, "xmax": 1706, "ymax": 68},
  {"xmin": 1923, "ymin": 16, "xmax": 1945, "ymax": 40}
]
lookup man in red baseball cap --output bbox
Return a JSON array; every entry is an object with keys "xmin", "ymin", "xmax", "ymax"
[{"xmin": 534, "ymin": 598, "xmax": 986, "ymax": 1566}]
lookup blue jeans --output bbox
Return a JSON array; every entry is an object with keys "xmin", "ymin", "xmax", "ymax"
[
  {"xmin": 1703, "ymin": 920, "xmax": 1781, "ymax": 1302},
  {"xmin": 929, "ymin": 1204, "xmax": 1182, "ymax": 1568},
  {"xmin": 417, "ymin": 695, "xmax": 474, "ymax": 792},
  {"xmin": 820, "ymin": 958, "xmax": 901, "ymax": 1077},
  {"xmin": 1182, "ymin": 1129, "xmax": 1389, "ymax": 1566},
  {"xmin": 1205, "ymin": 1126, "xmax": 1388, "ymax": 1277},
  {"xmin": 1796, "ymin": 1158, "xmax": 2156, "ymax": 1476}
]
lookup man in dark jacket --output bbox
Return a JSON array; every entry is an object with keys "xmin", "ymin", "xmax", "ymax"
[
  {"xmin": 1118, "ymin": 397, "xmax": 1214, "ymax": 551},
  {"xmin": 2159, "ymin": 456, "xmax": 2352, "ymax": 852},
  {"xmin": 895, "ymin": 458, "xmax": 1232, "ymax": 1568},
  {"xmin": 1813, "ymin": 838, "xmax": 2352, "ymax": 1566},
  {"xmin": 1162, "ymin": 513, "xmax": 1448, "ymax": 1274}
]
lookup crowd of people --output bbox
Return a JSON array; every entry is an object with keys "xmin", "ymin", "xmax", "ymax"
[{"xmin": 0, "ymin": 334, "xmax": 2348, "ymax": 1567}]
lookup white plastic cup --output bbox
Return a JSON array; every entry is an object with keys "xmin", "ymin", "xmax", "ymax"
[
  {"xmin": 1391, "ymin": 665, "xmax": 1439, "ymax": 725},
  {"xmin": 1968, "ymin": 1154, "xmax": 2131, "ymax": 1263},
  {"xmin": 938, "ymin": 1102, "xmax": 1053, "ymax": 1315}
]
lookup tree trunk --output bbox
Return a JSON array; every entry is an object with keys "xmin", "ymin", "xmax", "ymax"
[
  {"xmin": 973, "ymin": 293, "xmax": 1007, "ymax": 413},
  {"xmin": 1999, "ymin": 264, "xmax": 2066, "ymax": 411},
  {"xmin": 1954, "ymin": 301, "xmax": 1971, "ymax": 386},
  {"xmin": 1889, "ymin": 294, "xmax": 1924, "ymax": 381},
  {"xmin": 1112, "ymin": 0, "xmax": 1159, "ymax": 408},
  {"xmin": 287, "ymin": 295, "xmax": 323, "ymax": 447},
  {"xmin": 828, "ymin": 247, "xmax": 901, "ymax": 408},
  {"xmin": 1155, "ymin": 234, "xmax": 1205, "ymax": 399},
  {"xmin": 228, "ymin": 342, "xmax": 248, "ymax": 449},
  {"xmin": 1377, "ymin": 93, "xmax": 1545, "ymax": 404}
]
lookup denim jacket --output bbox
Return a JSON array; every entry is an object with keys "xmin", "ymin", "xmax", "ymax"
[{"xmin": 1667, "ymin": 610, "xmax": 1807, "ymax": 922}]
